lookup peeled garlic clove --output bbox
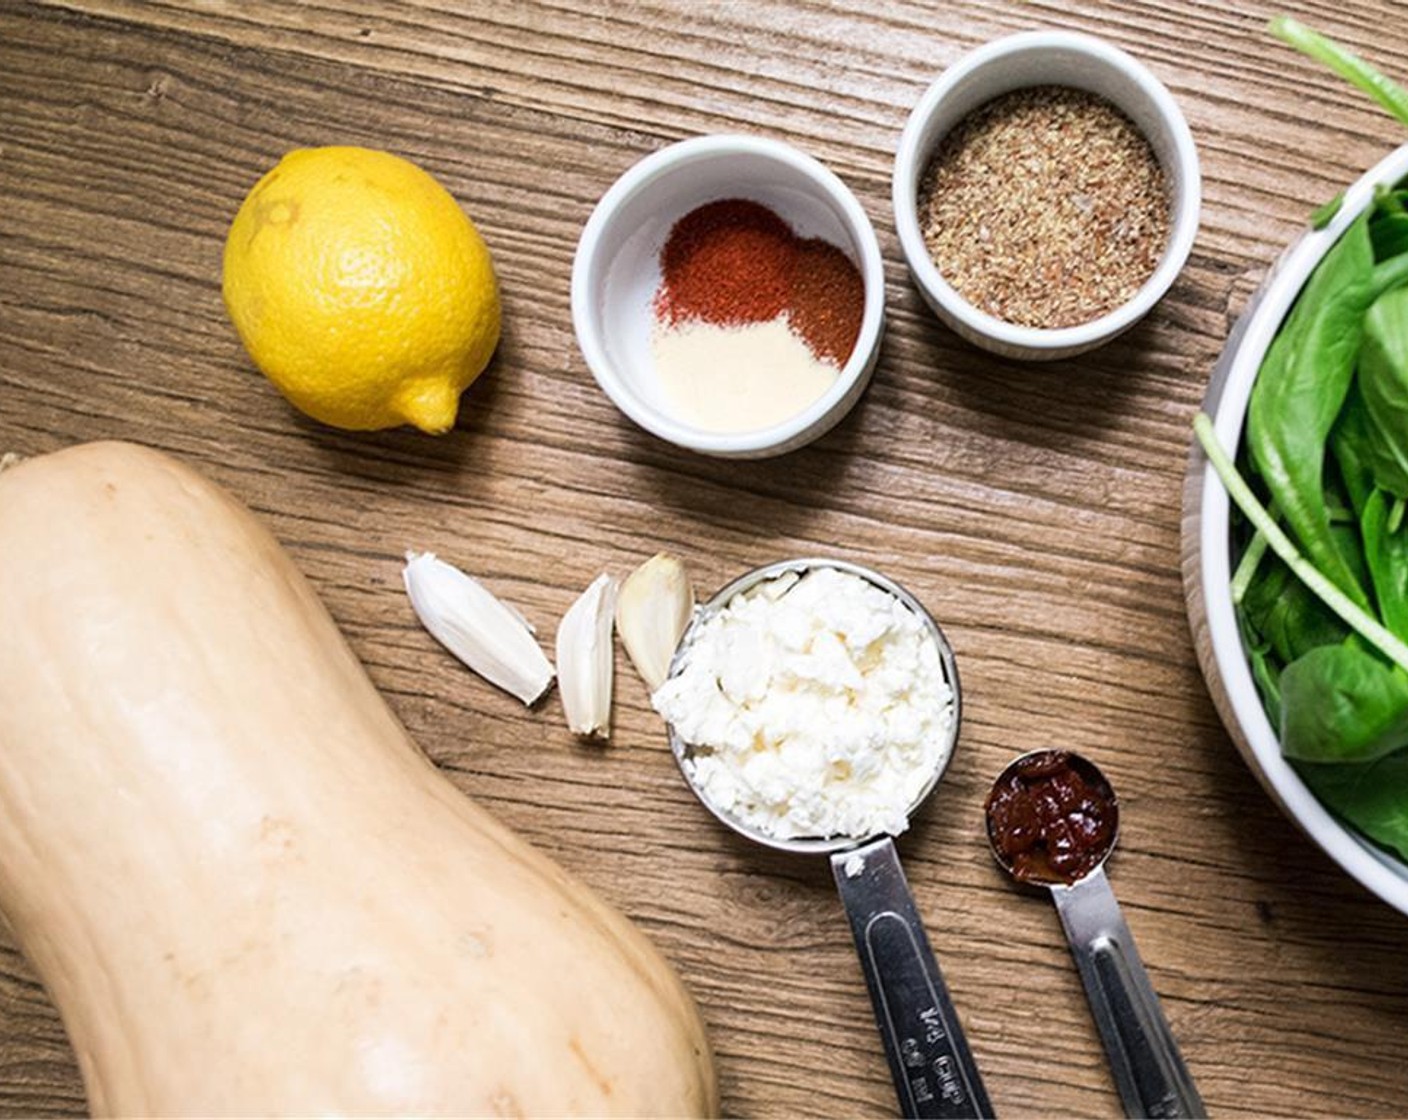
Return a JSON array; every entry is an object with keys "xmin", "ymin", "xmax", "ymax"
[
  {"xmin": 403, "ymin": 551, "xmax": 555, "ymax": 705},
  {"xmin": 556, "ymin": 573, "xmax": 618, "ymax": 739},
  {"xmin": 616, "ymin": 553, "xmax": 694, "ymax": 691}
]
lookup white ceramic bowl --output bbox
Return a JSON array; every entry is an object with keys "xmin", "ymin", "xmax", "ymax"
[
  {"xmin": 893, "ymin": 30, "xmax": 1201, "ymax": 361},
  {"xmin": 572, "ymin": 135, "xmax": 885, "ymax": 458},
  {"xmin": 1183, "ymin": 142, "xmax": 1408, "ymax": 917}
]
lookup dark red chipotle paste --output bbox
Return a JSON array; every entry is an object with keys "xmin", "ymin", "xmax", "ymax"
[{"xmin": 985, "ymin": 750, "xmax": 1118, "ymax": 885}]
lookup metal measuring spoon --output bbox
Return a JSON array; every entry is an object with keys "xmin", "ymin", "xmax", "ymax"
[
  {"xmin": 984, "ymin": 750, "xmax": 1205, "ymax": 1120},
  {"xmin": 665, "ymin": 559, "xmax": 993, "ymax": 1120}
]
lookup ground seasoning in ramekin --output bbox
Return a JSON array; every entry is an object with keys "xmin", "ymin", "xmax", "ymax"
[
  {"xmin": 650, "ymin": 199, "xmax": 864, "ymax": 433},
  {"xmin": 918, "ymin": 86, "xmax": 1170, "ymax": 330},
  {"xmin": 655, "ymin": 200, "xmax": 794, "ymax": 328}
]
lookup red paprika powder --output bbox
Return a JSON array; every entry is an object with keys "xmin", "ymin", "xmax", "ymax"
[
  {"xmin": 788, "ymin": 238, "xmax": 866, "ymax": 367},
  {"xmin": 654, "ymin": 197, "xmax": 864, "ymax": 369},
  {"xmin": 655, "ymin": 199, "xmax": 794, "ymax": 326}
]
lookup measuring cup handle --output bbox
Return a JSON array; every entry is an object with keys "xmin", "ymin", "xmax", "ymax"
[
  {"xmin": 1050, "ymin": 868, "xmax": 1206, "ymax": 1119},
  {"xmin": 831, "ymin": 837, "xmax": 994, "ymax": 1119}
]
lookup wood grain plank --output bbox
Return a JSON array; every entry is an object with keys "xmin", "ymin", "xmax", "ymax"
[{"xmin": 4, "ymin": 1, "xmax": 1408, "ymax": 1117}]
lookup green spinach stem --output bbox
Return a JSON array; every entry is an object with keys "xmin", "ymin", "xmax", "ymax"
[
  {"xmin": 1231, "ymin": 529, "xmax": 1270, "ymax": 605},
  {"xmin": 1195, "ymin": 412, "xmax": 1408, "ymax": 672},
  {"xmin": 1271, "ymin": 17, "xmax": 1408, "ymax": 129}
]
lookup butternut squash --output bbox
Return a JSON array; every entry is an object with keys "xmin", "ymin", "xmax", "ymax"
[{"xmin": 0, "ymin": 441, "xmax": 717, "ymax": 1118}]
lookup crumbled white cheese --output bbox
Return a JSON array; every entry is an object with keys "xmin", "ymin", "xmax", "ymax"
[
  {"xmin": 843, "ymin": 852, "xmax": 866, "ymax": 878},
  {"xmin": 652, "ymin": 567, "xmax": 955, "ymax": 841}
]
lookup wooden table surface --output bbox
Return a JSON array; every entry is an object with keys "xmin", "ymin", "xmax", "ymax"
[{"xmin": 4, "ymin": 1, "xmax": 1408, "ymax": 1116}]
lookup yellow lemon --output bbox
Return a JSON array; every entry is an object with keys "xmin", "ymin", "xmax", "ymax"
[{"xmin": 222, "ymin": 146, "xmax": 500, "ymax": 434}]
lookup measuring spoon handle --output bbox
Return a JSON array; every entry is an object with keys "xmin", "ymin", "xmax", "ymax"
[
  {"xmin": 1050, "ymin": 868, "xmax": 1206, "ymax": 1119},
  {"xmin": 831, "ymin": 837, "xmax": 994, "ymax": 1119}
]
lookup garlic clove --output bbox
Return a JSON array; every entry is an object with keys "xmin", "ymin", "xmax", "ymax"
[
  {"xmin": 556, "ymin": 573, "xmax": 618, "ymax": 739},
  {"xmin": 616, "ymin": 553, "xmax": 694, "ymax": 691},
  {"xmin": 402, "ymin": 551, "xmax": 555, "ymax": 706}
]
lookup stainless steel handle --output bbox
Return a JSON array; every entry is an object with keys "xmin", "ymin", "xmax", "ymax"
[
  {"xmin": 831, "ymin": 837, "xmax": 994, "ymax": 1119},
  {"xmin": 1050, "ymin": 868, "xmax": 1206, "ymax": 1119}
]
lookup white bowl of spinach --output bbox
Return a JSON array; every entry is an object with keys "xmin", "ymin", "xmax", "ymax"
[{"xmin": 1187, "ymin": 20, "xmax": 1408, "ymax": 915}]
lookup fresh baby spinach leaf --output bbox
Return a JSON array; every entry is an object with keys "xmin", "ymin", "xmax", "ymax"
[
  {"xmin": 1373, "ymin": 184, "xmax": 1408, "ymax": 218},
  {"xmin": 1247, "ymin": 213, "xmax": 1374, "ymax": 606},
  {"xmin": 1279, "ymin": 641, "xmax": 1408, "ymax": 763},
  {"xmin": 1363, "ymin": 488, "xmax": 1408, "ymax": 637},
  {"xmin": 1298, "ymin": 751, "xmax": 1408, "ymax": 861},
  {"xmin": 1356, "ymin": 287, "xmax": 1408, "ymax": 499},
  {"xmin": 1331, "ymin": 385, "xmax": 1382, "ymax": 516},
  {"xmin": 1241, "ymin": 552, "xmax": 1347, "ymax": 665},
  {"xmin": 1370, "ymin": 211, "xmax": 1408, "ymax": 261}
]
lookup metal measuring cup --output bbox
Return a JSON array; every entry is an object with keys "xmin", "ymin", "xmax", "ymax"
[
  {"xmin": 984, "ymin": 750, "xmax": 1205, "ymax": 1120},
  {"xmin": 664, "ymin": 558, "xmax": 993, "ymax": 1120}
]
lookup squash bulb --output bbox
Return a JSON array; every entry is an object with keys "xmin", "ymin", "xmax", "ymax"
[{"xmin": 0, "ymin": 441, "xmax": 718, "ymax": 1118}]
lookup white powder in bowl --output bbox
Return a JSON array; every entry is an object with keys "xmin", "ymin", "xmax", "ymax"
[
  {"xmin": 651, "ymin": 317, "xmax": 838, "ymax": 434},
  {"xmin": 652, "ymin": 567, "xmax": 955, "ymax": 841}
]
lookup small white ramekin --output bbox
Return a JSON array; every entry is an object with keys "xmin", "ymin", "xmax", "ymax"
[
  {"xmin": 892, "ymin": 30, "xmax": 1201, "ymax": 361},
  {"xmin": 572, "ymin": 134, "xmax": 885, "ymax": 458}
]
